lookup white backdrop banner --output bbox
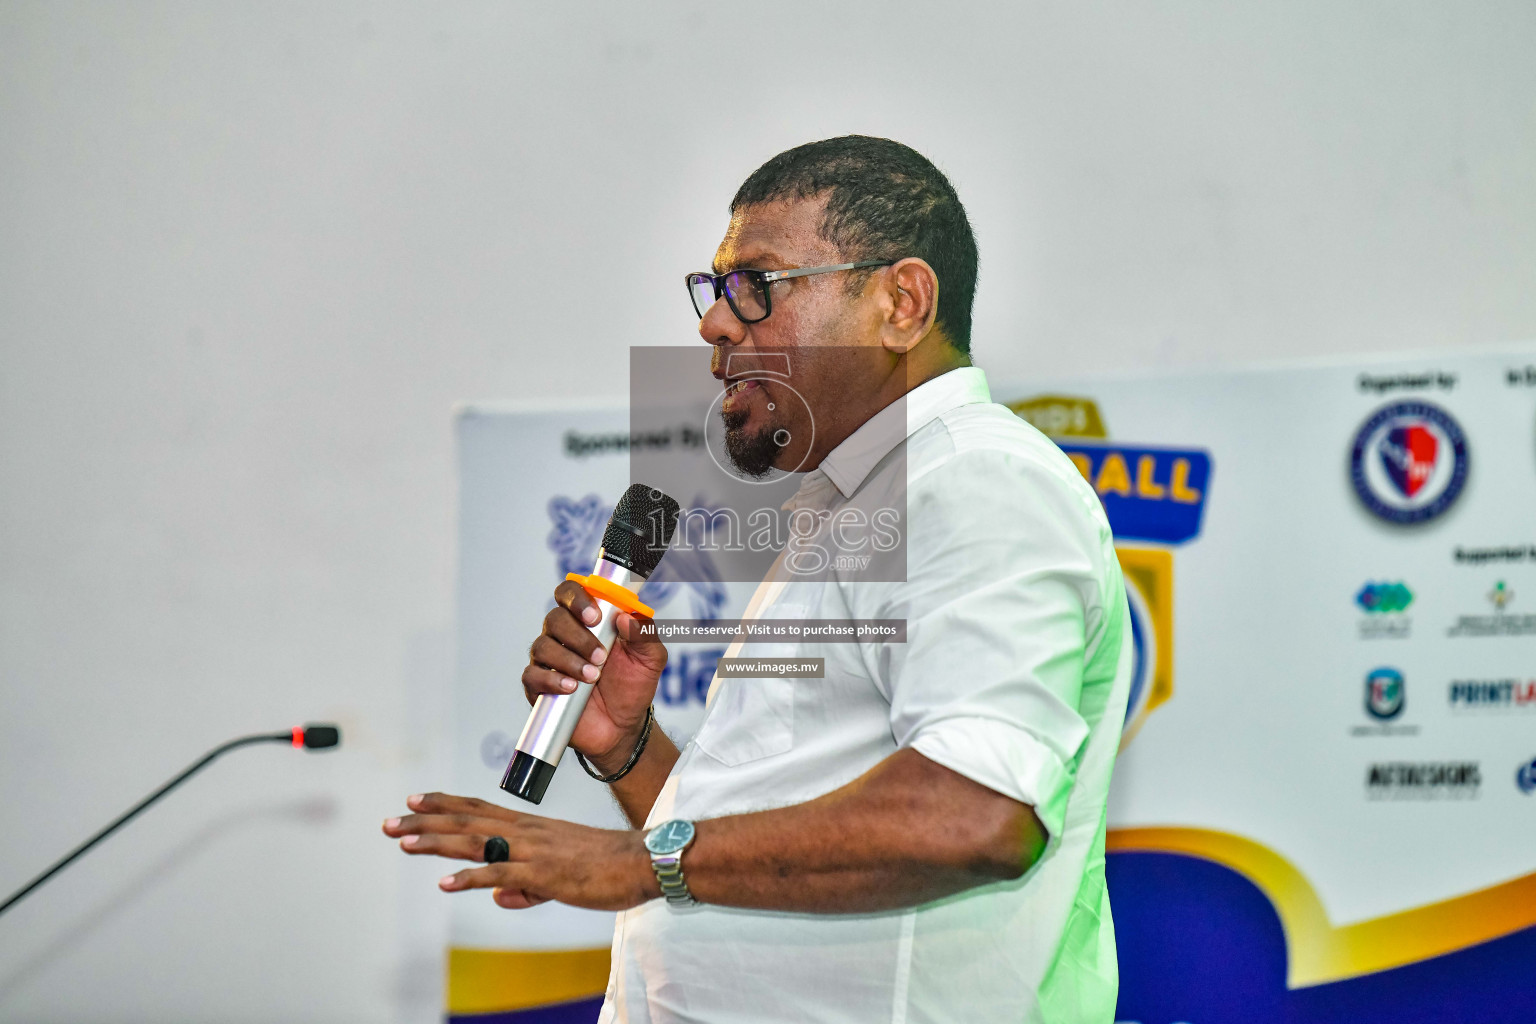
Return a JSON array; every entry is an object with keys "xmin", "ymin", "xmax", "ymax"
[{"xmin": 450, "ymin": 345, "xmax": 1536, "ymax": 1024}]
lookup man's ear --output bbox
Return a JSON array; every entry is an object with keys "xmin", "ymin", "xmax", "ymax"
[{"xmin": 879, "ymin": 258, "xmax": 940, "ymax": 355}]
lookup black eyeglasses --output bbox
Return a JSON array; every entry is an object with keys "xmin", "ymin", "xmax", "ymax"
[{"xmin": 685, "ymin": 261, "xmax": 895, "ymax": 324}]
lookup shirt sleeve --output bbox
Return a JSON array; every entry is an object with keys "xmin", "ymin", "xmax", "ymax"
[{"xmin": 868, "ymin": 446, "xmax": 1113, "ymax": 840}]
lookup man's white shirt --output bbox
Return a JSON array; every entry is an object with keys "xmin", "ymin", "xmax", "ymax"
[{"xmin": 599, "ymin": 367, "xmax": 1133, "ymax": 1024}]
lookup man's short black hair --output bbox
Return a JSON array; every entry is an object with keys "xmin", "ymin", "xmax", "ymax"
[{"xmin": 731, "ymin": 136, "xmax": 979, "ymax": 353}]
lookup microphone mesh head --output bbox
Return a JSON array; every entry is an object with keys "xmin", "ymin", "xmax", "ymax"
[{"xmin": 602, "ymin": 484, "xmax": 680, "ymax": 578}]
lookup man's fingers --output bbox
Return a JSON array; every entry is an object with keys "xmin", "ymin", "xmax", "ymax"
[
  {"xmin": 554, "ymin": 579, "xmax": 602, "ymax": 627},
  {"xmin": 528, "ymin": 634, "xmax": 600, "ymax": 687},
  {"xmin": 522, "ymin": 664, "xmax": 579, "ymax": 702},
  {"xmin": 615, "ymin": 613, "xmax": 668, "ymax": 664},
  {"xmin": 396, "ymin": 833, "xmax": 502, "ymax": 862},
  {"xmin": 493, "ymin": 886, "xmax": 551, "ymax": 909},
  {"xmin": 542, "ymin": 606, "xmax": 608, "ymax": 667},
  {"xmin": 398, "ymin": 831, "xmax": 551, "ymax": 908},
  {"xmin": 389, "ymin": 791, "xmax": 526, "ymax": 824},
  {"xmin": 383, "ymin": 813, "xmax": 504, "ymax": 840},
  {"xmin": 440, "ymin": 863, "xmax": 527, "ymax": 893}
]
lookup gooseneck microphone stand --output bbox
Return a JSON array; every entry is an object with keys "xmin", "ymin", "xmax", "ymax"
[{"xmin": 0, "ymin": 724, "xmax": 340, "ymax": 919}]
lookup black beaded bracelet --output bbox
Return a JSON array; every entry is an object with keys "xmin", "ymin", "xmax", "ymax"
[{"xmin": 575, "ymin": 706, "xmax": 655, "ymax": 784}]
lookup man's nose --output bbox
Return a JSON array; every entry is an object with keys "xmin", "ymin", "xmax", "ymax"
[{"xmin": 699, "ymin": 295, "xmax": 747, "ymax": 347}]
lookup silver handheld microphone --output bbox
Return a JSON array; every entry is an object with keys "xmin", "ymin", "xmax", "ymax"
[{"xmin": 501, "ymin": 484, "xmax": 681, "ymax": 804}]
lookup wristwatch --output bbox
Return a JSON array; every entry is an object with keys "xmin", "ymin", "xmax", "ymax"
[{"xmin": 643, "ymin": 819, "xmax": 698, "ymax": 907}]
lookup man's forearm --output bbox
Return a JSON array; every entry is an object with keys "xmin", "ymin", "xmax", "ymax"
[
  {"xmin": 384, "ymin": 749, "xmax": 1044, "ymax": 915},
  {"xmin": 673, "ymin": 749, "xmax": 1047, "ymax": 913},
  {"xmin": 589, "ymin": 726, "xmax": 680, "ymax": 829}
]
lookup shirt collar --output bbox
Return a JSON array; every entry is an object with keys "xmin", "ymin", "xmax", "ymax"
[{"xmin": 812, "ymin": 366, "xmax": 991, "ymax": 500}]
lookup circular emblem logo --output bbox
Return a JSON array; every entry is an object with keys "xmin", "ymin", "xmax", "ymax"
[
  {"xmin": 1365, "ymin": 667, "xmax": 1406, "ymax": 721},
  {"xmin": 1517, "ymin": 757, "xmax": 1536, "ymax": 795},
  {"xmin": 1349, "ymin": 401, "xmax": 1469, "ymax": 524}
]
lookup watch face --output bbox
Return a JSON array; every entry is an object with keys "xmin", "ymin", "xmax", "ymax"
[{"xmin": 645, "ymin": 819, "xmax": 695, "ymax": 855}]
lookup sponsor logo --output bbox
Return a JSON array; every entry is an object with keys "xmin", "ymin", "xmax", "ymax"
[
  {"xmin": 1447, "ymin": 577, "xmax": 1536, "ymax": 638},
  {"xmin": 1357, "ymin": 581, "xmax": 1414, "ymax": 613},
  {"xmin": 1449, "ymin": 679, "xmax": 1536, "ymax": 712},
  {"xmin": 1518, "ymin": 758, "xmax": 1536, "ymax": 795},
  {"xmin": 1366, "ymin": 761, "xmax": 1481, "ymax": 800},
  {"xmin": 1349, "ymin": 401, "xmax": 1469, "ymax": 524},
  {"xmin": 1352, "ymin": 667, "xmax": 1419, "ymax": 736},
  {"xmin": 1365, "ymin": 667, "xmax": 1406, "ymax": 720},
  {"xmin": 1356, "ymin": 581, "xmax": 1413, "ymax": 639}
]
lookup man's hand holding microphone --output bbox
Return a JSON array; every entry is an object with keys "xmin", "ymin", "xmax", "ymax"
[
  {"xmin": 382, "ymin": 485, "xmax": 687, "ymax": 911},
  {"xmin": 521, "ymin": 574, "xmax": 669, "ymax": 782}
]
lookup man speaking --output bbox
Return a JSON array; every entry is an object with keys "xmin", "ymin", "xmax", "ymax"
[{"xmin": 384, "ymin": 136, "xmax": 1133, "ymax": 1022}]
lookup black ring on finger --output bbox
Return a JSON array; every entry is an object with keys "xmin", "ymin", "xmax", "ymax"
[{"xmin": 483, "ymin": 836, "xmax": 510, "ymax": 864}]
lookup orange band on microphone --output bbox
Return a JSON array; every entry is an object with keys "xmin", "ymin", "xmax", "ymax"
[
  {"xmin": 291, "ymin": 726, "xmax": 304, "ymax": 748},
  {"xmin": 565, "ymin": 573, "xmax": 655, "ymax": 618}
]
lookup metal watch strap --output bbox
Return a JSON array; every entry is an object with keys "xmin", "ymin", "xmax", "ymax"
[{"xmin": 650, "ymin": 852, "xmax": 697, "ymax": 906}]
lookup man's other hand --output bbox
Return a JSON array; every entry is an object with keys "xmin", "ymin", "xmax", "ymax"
[{"xmin": 382, "ymin": 792, "xmax": 655, "ymax": 911}]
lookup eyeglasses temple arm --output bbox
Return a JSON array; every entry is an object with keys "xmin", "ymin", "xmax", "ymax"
[{"xmin": 759, "ymin": 260, "xmax": 894, "ymax": 283}]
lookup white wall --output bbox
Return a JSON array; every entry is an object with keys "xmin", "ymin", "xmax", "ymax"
[{"xmin": 1, "ymin": 2, "xmax": 1532, "ymax": 1021}]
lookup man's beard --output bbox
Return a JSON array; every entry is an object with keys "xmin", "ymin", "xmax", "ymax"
[{"xmin": 721, "ymin": 406, "xmax": 781, "ymax": 478}]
